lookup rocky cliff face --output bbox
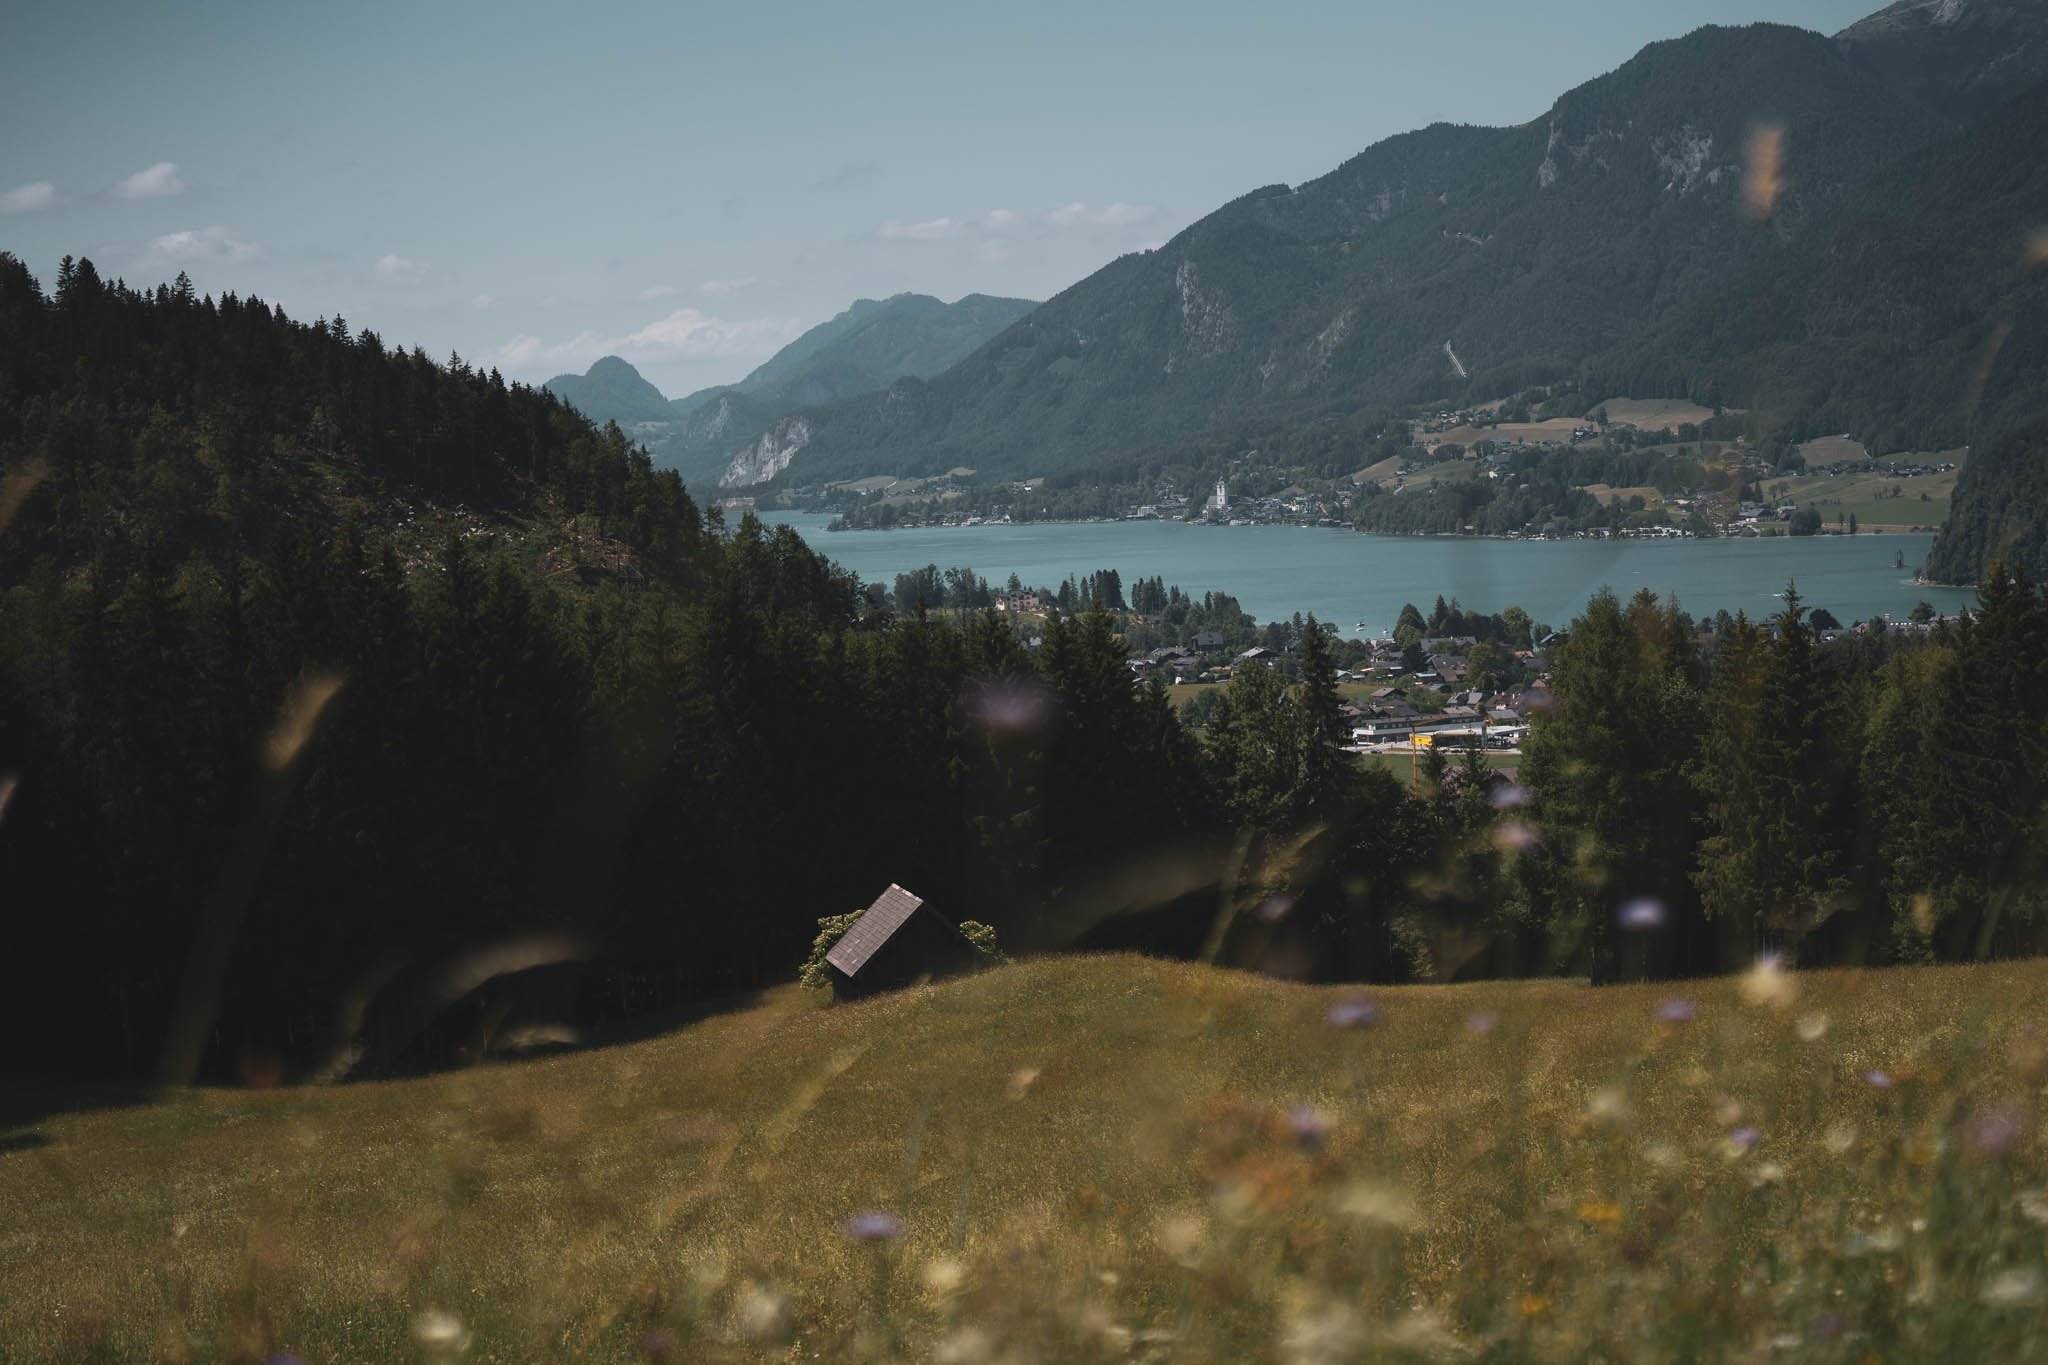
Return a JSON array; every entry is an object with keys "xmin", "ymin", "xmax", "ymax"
[{"xmin": 720, "ymin": 418, "xmax": 811, "ymax": 487}]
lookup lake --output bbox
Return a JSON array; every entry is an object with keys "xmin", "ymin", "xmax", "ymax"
[{"xmin": 762, "ymin": 515, "xmax": 1975, "ymax": 635}]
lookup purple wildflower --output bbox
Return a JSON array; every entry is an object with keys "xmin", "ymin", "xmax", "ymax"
[
  {"xmin": 1488, "ymin": 783, "xmax": 1532, "ymax": 810},
  {"xmin": 1286, "ymin": 1104, "xmax": 1331, "ymax": 1151},
  {"xmin": 1969, "ymin": 1104, "xmax": 2024, "ymax": 1157},
  {"xmin": 1864, "ymin": 1069, "xmax": 1893, "ymax": 1089},
  {"xmin": 1256, "ymin": 893, "xmax": 1296, "ymax": 923},
  {"xmin": 1655, "ymin": 998, "xmax": 1695, "ymax": 1024},
  {"xmin": 638, "ymin": 1331, "xmax": 675, "ymax": 1360},
  {"xmin": 843, "ymin": 1211, "xmax": 904, "ymax": 1242},
  {"xmin": 1465, "ymin": 1010, "xmax": 1500, "ymax": 1036},
  {"xmin": 1618, "ymin": 898, "xmax": 1667, "ymax": 932},
  {"xmin": 1326, "ymin": 996, "xmax": 1379, "ymax": 1028},
  {"xmin": 1728, "ymin": 1125, "xmax": 1761, "ymax": 1155}
]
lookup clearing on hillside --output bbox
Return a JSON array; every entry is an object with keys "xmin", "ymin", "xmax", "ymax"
[
  {"xmin": 4, "ymin": 955, "xmax": 2046, "ymax": 1362},
  {"xmin": 1593, "ymin": 397, "xmax": 1727, "ymax": 431}
]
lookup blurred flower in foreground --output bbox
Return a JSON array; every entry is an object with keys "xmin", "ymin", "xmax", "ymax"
[
  {"xmin": 2017, "ymin": 1188, "xmax": 2048, "ymax": 1226},
  {"xmin": 921, "ymin": 1257, "xmax": 966, "ymax": 1296},
  {"xmin": 1655, "ymin": 998, "xmax": 1695, "ymax": 1024},
  {"xmin": 1618, "ymin": 898, "xmax": 1666, "ymax": 932},
  {"xmin": 1256, "ymin": 893, "xmax": 1296, "ymax": 923},
  {"xmin": 844, "ymin": 1211, "xmax": 904, "ymax": 1242},
  {"xmin": 1725, "ymin": 1126, "xmax": 1761, "ymax": 1158},
  {"xmin": 0, "ymin": 772, "xmax": 16, "ymax": 826},
  {"xmin": 733, "ymin": 1283, "xmax": 793, "ymax": 1344},
  {"xmin": 1007, "ymin": 1066, "xmax": 1040, "ymax": 1100},
  {"xmin": 412, "ymin": 1309, "xmax": 471, "ymax": 1354},
  {"xmin": 1825, "ymin": 1122, "xmax": 1859, "ymax": 1155},
  {"xmin": 1980, "ymin": 1267, "xmax": 2046, "ymax": 1308},
  {"xmin": 1332, "ymin": 1180, "xmax": 1418, "ymax": 1228},
  {"xmin": 1968, "ymin": 1103, "xmax": 2023, "ymax": 1157},
  {"xmin": 1863, "ymin": 1069, "xmax": 1892, "ymax": 1089},
  {"xmin": 1740, "ymin": 953, "xmax": 1796, "ymax": 1009},
  {"xmin": 1489, "ymin": 783, "xmax": 1531, "ymax": 810},
  {"xmin": 968, "ymin": 679, "xmax": 1053, "ymax": 733},
  {"xmin": 1465, "ymin": 1009, "xmax": 1499, "ymax": 1036},
  {"xmin": 638, "ymin": 1331, "xmax": 674, "ymax": 1360},
  {"xmin": 1795, "ymin": 1011, "xmax": 1829, "ymax": 1042},
  {"xmin": 1326, "ymin": 996, "xmax": 1379, "ymax": 1028},
  {"xmin": 1491, "ymin": 820, "xmax": 1538, "ymax": 853},
  {"xmin": 1287, "ymin": 1104, "xmax": 1331, "ymax": 1151},
  {"xmin": 1742, "ymin": 122, "xmax": 1785, "ymax": 220}
]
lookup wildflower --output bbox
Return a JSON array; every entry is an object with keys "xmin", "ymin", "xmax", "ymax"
[
  {"xmin": 1968, "ymin": 1103, "xmax": 2024, "ymax": 1157},
  {"xmin": 1617, "ymin": 898, "xmax": 1667, "ymax": 932},
  {"xmin": 920, "ymin": 1258, "xmax": 966, "ymax": 1296},
  {"xmin": 1795, "ymin": 1011, "xmax": 1829, "ymax": 1042},
  {"xmin": 1980, "ymin": 1267, "xmax": 2046, "ymax": 1308},
  {"xmin": 732, "ymin": 1283, "xmax": 793, "ymax": 1344},
  {"xmin": 1824, "ymin": 1122, "xmax": 1859, "ymax": 1155},
  {"xmin": 1809, "ymin": 1312, "xmax": 1845, "ymax": 1342},
  {"xmin": 2018, "ymin": 1188, "xmax": 2048, "ymax": 1226},
  {"xmin": 1279, "ymin": 1298, "xmax": 1364, "ymax": 1365},
  {"xmin": 1286, "ymin": 1104, "xmax": 1331, "ymax": 1151},
  {"xmin": 1576, "ymin": 1199, "xmax": 1624, "ymax": 1227},
  {"xmin": 1739, "ymin": 952, "xmax": 1796, "ymax": 1009},
  {"xmin": 1465, "ymin": 1009, "xmax": 1499, "ymax": 1036},
  {"xmin": 1750, "ymin": 1160, "xmax": 1787, "ymax": 1187},
  {"xmin": 412, "ymin": 1309, "xmax": 471, "ymax": 1354},
  {"xmin": 1655, "ymin": 998, "xmax": 1695, "ymax": 1024},
  {"xmin": 1491, "ymin": 820, "xmax": 1539, "ymax": 852},
  {"xmin": 843, "ymin": 1210, "xmax": 904, "ymax": 1242},
  {"xmin": 638, "ymin": 1330, "xmax": 674, "ymax": 1360},
  {"xmin": 1154, "ymin": 1211, "xmax": 1207, "ymax": 1262},
  {"xmin": 1514, "ymin": 1294, "xmax": 1549, "ymax": 1318},
  {"xmin": 1489, "ymin": 783, "xmax": 1532, "ymax": 810},
  {"xmin": 1332, "ymin": 1180, "xmax": 1418, "ymax": 1228},
  {"xmin": 1585, "ymin": 1087, "xmax": 1630, "ymax": 1124},
  {"xmin": 934, "ymin": 1326, "xmax": 996, "ymax": 1365},
  {"xmin": 1845, "ymin": 1226, "xmax": 1902, "ymax": 1256},
  {"xmin": 1326, "ymin": 996, "xmax": 1379, "ymax": 1028},
  {"xmin": 1863, "ymin": 1069, "xmax": 1892, "ymax": 1089},
  {"xmin": 1007, "ymin": 1066, "xmax": 1040, "ymax": 1099},
  {"xmin": 1725, "ymin": 1125, "xmax": 1761, "ymax": 1158},
  {"xmin": 1256, "ymin": 893, "xmax": 1297, "ymax": 922}
]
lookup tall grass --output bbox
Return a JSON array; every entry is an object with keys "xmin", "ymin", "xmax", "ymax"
[{"xmin": 2, "ymin": 954, "xmax": 2045, "ymax": 1361}]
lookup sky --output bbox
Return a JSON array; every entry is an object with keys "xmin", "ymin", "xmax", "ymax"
[{"xmin": 1, "ymin": 0, "xmax": 1882, "ymax": 397}]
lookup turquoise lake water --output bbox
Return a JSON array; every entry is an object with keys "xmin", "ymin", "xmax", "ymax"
[{"xmin": 763, "ymin": 514, "xmax": 1975, "ymax": 635}]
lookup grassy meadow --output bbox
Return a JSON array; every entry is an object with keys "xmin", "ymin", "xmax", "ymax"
[{"xmin": 4, "ymin": 954, "xmax": 2048, "ymax": 1361}]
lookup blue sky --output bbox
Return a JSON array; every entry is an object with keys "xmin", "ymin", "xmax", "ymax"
[{"xmin": 1, "ymin": 0, "xmax": 1879, "ymax": 396}]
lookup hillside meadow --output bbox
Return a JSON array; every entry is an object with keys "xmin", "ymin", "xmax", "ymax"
[{"xmin": 4, "ymin": 954, "xmax": 2047, "ymax": 1361}]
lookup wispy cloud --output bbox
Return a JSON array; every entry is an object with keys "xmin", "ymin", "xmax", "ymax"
[
  {"xmin": 880, "ymin": 217, "xmax": 964, "ymax": 241},
  {"xmin": 881, "ymin": 199, "xmax": 1160, "ymax": 250},
  {"xmin": 639, "ymin": 283, "xmax": 681, "ymax": 301},
  {"xmin": 0, "ymin": 181, "xmax": 57, "ymax": 215},
  {"xmin": 1045, "ymin": 200, "xmax": 1155, "ymax": 229},
  {"xmin": 114, "ymin": 162, "xmax": 186, "ymax": 199},
  {"xmin": 373, "ymin": 253, "xmax": 426, "ymax": 279},
  {"xmin": 815, "ymin": 161, "xmax": 882, "ymax": 192},
  {"xmin": 701, "ymin": 275, "xmax": 760, "ymax": 296},
  {"xmin": 138, "ymin": 226, "xmax": 259, "ymax": 270},
  {"xmin": 471, "ymin": 293, "xmax": 496, "ymax": 310},
  {"xmin": 493, "ymin": 307, "xmax": 803, "ymax": 376}
]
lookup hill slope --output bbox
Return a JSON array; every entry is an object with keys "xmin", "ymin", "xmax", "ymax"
[
  {"xmin": 5, "ymin": 953, "xmax": 2047, "ymax": 1361},
  {"xmin": 749, "ymin": 23, "xmax": 1946, "ymax": 487}
]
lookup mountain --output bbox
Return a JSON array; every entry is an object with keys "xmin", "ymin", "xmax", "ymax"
[
  {"xmin": 1927, "ymin": 418, "xmax": 2048, "ymax": 582},
  {"xmin": 1617, "ymin": 74, "xmax": 2048, "ymax": 454},
  {"xmin": 543, "ymin": 292, "xmax": 1035, "ymax": 484},
  {"xmin": 541, "ymin": 353, "xmax": 678, "ymax": 427},
  {"xmin": 1838, "ymin": 0, "xmax": 2048, "ymax": 121},
  {"xmin": 740, "ymin": 23, "xmax": 1952, "ymax": 488}
]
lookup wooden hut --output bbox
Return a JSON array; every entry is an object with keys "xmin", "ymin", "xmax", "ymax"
[{"xmin": 825, "ymin": 884, "xmax": 982, "ymax": 1000}]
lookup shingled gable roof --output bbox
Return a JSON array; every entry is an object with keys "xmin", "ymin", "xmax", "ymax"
[{"xmin": 826, "ymin": 883, "xmax": 927, "ymax": 978}]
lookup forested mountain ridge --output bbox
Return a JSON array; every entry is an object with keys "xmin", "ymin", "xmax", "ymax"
[
  {"xmin": 1838, "ymin": 0, "xmax": 2048, "ymax": 121},
  {"xmin": 1608, "ymin": 75, "xmax": 2048, "ymax": 457},
  {"xmin": 544, "ymin": 292, "xmax": 1035, "ymax": 486},
  {"xmin": 735, "ymin": 22, "xmax": 1952, "ymax": 487}
]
